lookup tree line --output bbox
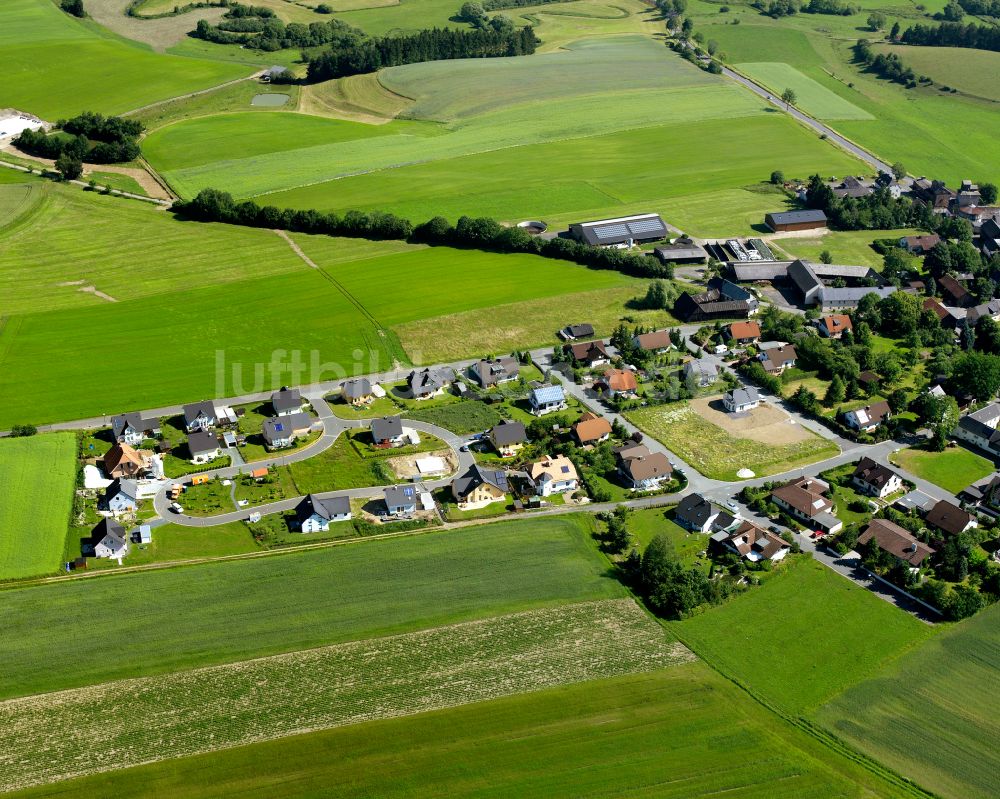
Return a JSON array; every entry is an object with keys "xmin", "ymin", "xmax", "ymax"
[
  {"xmin": 306, "ymin": 26, "xmax": 538, "ymax": 80},
  {"xmin": 804, "ymin": 174, "xmax": 938, "ymax": 230},
  {"xmin": 854, "ymin": 39, "xmax": 917, "ymax": 88},
  {"xmin": 14, "ymin": 112, "xmax": 143, "ymax": 165},
  {"xmin": 194, "ymin": 11, "xmax": 363, "ymax": 52},
  {"xmin": 901, "ymin": 20, "xmax": 1000, "ymax": 52},
  {"xmin": 957, "ymin": 0, "xmax": 1000, "ymax": 16},
  {"xmin": 751, "ymin": 0, "xmax": 856, "ymax": 18},
  {"xmin": 176, "ymin": 188, "xmax": 674, "ymax": 280}
]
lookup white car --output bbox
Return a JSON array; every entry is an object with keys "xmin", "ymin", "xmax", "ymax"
[{"xmin": 169, "ymin": 502, "xmax": 183, "ymax": 514}]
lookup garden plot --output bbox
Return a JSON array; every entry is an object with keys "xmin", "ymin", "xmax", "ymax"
[
  {"xmin": 690, "ymin": 396, "xmax": 814, "ymax": 446},
  {"xmin": 0, "ymin": 598, "xmax": 689, "ymax": 793}
]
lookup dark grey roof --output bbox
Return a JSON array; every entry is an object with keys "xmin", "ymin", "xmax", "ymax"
[
  {"xmin": 103, "ymin": 478, "xmax": 138, "ymax": 501},
  {"xmin": 730, "ymin": 262, "xmax": 792, "ymax": 281},
  {"xmin": 270, "ymin": 388, "xmax": 302, "ymax": 413},
  {"xmin": 676, "ymin": 493, "xmax": 716, "ymax": 527},
  {"xmin": 187, "ymin": 430, "xmax": 219, "ymax": 455},
  {"xmin": 726, "ymin": 386, "xmax": 758, "ymax": 406},
  {"xmin": 474, "ymin": 357, "xmax": 519, "ymax": 386},
  {"xmin": 296, "ymin": 493, "xmax": 349, "ymax": 522},
  {"xmin": 452, "ymin": 464, "xmax": 509, "ymax": 499},
  {"xmin": 88, "ymin": 517, "xmax": 127, "ymax": 546},
  {"xmin": 489, "ymin": 420, "xmax": 527, "ymax": 446},
  {"xmin": 408, "ymin": 367, "xmax": 454, "ymax": 397},
  {"xmin": 570, "ymin": 214, "xmax": 668, "ymax": 246},
  {"xmin": 262, "ymin": 412, "xmax": 315, "ymax": 444},
  {"xmin": 341, "ymin": 378, "xmax": 373, "ymax": 399},
  {"xmin": 384, "ymin": 483, "xmax": 418, "ymax": 508},
  {"xmin": 654, "ymin": 239, "xmax": 707, "ymax": 262},
  {"xmin": 565, "ymin": 323, "xmax": 594, "ymax": 338},
  {"xmin": 371, "ymin": 415, "xmax": 403, "ymax": 442},
  {"xmin": 183, "ymin": 401, "xmax": 216, "ymax": 426},
  {"xmin": 852, "ymin": 457, "xmax": 899, "ymax": 490},
  {"xmin": 708, "ymin": 277, "xmax": 755, "ymax": 303},
  {"xmin": 111, "ymin": 412, "xmax": 157, "ymax": 439},
  {"xmin": 766, "ymin": 209, "xmax": 827, "ymax": 226}
]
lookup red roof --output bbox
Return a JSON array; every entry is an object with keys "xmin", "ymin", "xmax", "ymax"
[{"xmin": 728, "ymin": 321, "xmax": 761, "ymax": 340}]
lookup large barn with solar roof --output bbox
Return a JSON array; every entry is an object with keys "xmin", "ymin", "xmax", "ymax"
[{"xmin": 568, "ymin": 213, "xmax": 668, "ymax": 247}]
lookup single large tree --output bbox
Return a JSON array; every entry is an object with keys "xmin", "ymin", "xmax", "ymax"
[{"xmin": 780, "ymin": 88, "xmax": 797, "ymax": 108}]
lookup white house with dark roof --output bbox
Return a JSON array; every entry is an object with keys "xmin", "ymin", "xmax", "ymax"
[
  {"xmin": 683, "ymin": 360, "xmax": 717, "ymax": 387},
  {"xmin": 110, "ymin": 412, "xmax": 160, "ymax": 446},
  {"xmin": 851, "ymin": 457, "xmax": 902, "ymax": 499},
  {"xmin": 406, "ymin": 367, "xmax": 454, "ymax": 400},
  {"xmin": 87, "ymin": 518, "xmax": 129, "ymax": 559},
  {"xmin": 183, "ymin": 401, "xmax": 218, "ymax": 433},
  {"xmin": 270, "ymin": 387, "xmax": 304, "ymax": 417},
  {"xmin": 955, "ymin": 403, "xmax": 1000, "ymax": 455},
  {"xmin": 675, "ymin": 493, "xmax": 720, "ymax": 533},
  {"xmin": 723, "ymin": 386, "xmax": 759, "ymax": 413},
  {"xmin": 100, "ymin": 478, "xmax": 139, "ymax": 516},
  {"xmin": 262, "ymin": 412, "xmax": 316, "ymax": 450},
  {"xmin": 712, "ymin": 521, "xmax": 789, "ymax": 562},
  {"xmin": 384, "ymin": 484, "xmax": 418, "ymax": 515},
  {"xmin": 488, "ymin": 420, "xmax": 527, "ymax": 457},
  {"xmin": 370, "ymin": 416, "xmax": 405, "ymax": 447},
  {"xmin": 296, "ymin": 494, "xmax": 351, "ymax": 532},
  {"xmin": 187, "ymin": 430, "xmax": 221, "ymax": 464}
]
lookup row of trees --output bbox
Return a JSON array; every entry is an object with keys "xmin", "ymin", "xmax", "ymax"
[
  {"xmin": 307, "ymin": 26, "xmax": 537, "ymax": 80},
  {"xmin": 901, "ymin": 21, "xmax": 1000, "ymax": 53},
  {"xmin": 957, "ymin": 0, "xmax": 1000, "ymax": 16},
  {"xmin": 176, "ymin": 188, "xmax": 674, "ymax": 279},
  {"xmin": 854, "ymin": 39, "xmax": 917, "ymax": 88},
  {"xmin": 194, "ymin": 15, "xmax": 363, "ymax": 51},
  {"xmin": 14, "ymin": 113, "xmax": 143, "ymax": 165}
]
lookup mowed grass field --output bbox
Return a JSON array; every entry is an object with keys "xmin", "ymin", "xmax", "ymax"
[
  {"xmin": 780, "ymin": 229, "xmax": 923, "ymax": 269},
  {"xmin": 626, "ymin": 402, "xmax": 839, "ymax": 481},
  {"xmin": 7, "ymin": 665, "xmax": 921, "ymax": 799},
  {"xmin": 736, "ymin": 62, "xmax": 873, "ymax": 121},
  {"xmin": 2, "ymin": 0, "xmax": 248, "ymax": 119},
  {"xmin": 0, "ymin": 599, "xmax": 687, "ymax": 793},
  {"xmin": 673, "ymin": 558, "xmax": 937, "ymax": 715},
  {"xmin": 0, "ymin": 516, "xmax": 622, "ymax": 699},
  {"xmin": 0, "ymin": 434, "xmax": 77, "ymax": 581},
  {"xmin": 890, "ymin": 445, "xmax": 994, "ymax": 494},
  {"xmin": 818, "ymin": 601, "xmax": 1000, "ymax": 799},
  {"xmin": 873, "ymin": 44, "xmax": 1000, "ymax": 102}
]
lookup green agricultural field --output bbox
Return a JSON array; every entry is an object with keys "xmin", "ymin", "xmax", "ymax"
[
  {"xmin": 626, "ymin": 402, "xmax": 839, "ymax": 481},
  {"xmin": 10, "ymin": 665, "xmax": 924, "ymax": 799},
  {"xmin": 0, "ymin": 599, "xmax": 686, "ymax": 793},
  {"xmin": 873, "ymin": 44, "xmax": 1000, "ymax": 103},
  {"xmin": 0, "ymin": 434, "xmax": 76, "ymax": 581},
  {"xmin": 890, "ymin": 445, "xmax": 994, "ymax": 494},
  {"xmin": 0, "ymin": 516, "xmax": 621, "ymax": 699},
  {"xmin": 736, "ymin": 62, "xmax": 873, "ymax": 120},
  {"xmin": 673, "ymin": 558, "xmax": 936, "ymax": 715},
  {"xmin": 0, "ymin": 182, "xmax": 43, "ymax": 229},
  {"xmin": 2, "ymin": 0, "xmax": 248, "ymax": 120},
  {"xmin": 818, "ymin": 601, "xmax": 1000, "ymax": 799}
]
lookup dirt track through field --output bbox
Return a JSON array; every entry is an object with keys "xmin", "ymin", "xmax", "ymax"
[{"xmin": 0, "ymin": 599, "xmax": 690, "ymax": 793}]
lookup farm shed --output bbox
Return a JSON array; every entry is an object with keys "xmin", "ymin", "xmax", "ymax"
[
  {"xmin": 764, "ymin": 209, "xmax": 827, "ymax": 232},
  {"xmin": 569, "ymin": 213, "xmax": 668, "ymax": 247}
]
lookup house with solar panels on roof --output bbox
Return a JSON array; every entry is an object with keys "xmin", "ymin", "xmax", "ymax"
[
  {"xmin": 528, "ymin": 384, "xmax": 567, "ymax": 415},
  {"xmin": 568, "ymin": 213, "xmax": 668, "ymax": 248}
]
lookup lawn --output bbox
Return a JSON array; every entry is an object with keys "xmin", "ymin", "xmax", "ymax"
[
  {"xmin": 10, "ymin": 665, "xmax": 924, "ymax": 799},
  {"xmin": 890, "ymin": 445, "xmax": 994, "ymax": 494},
  {"xmin": 284, "ymin": 435, "xmax": 391, "ymax": 494},
  {"xmin": 736, "ymin": 62, "xmax": 873, "ymax": 121},
  {"xmin": 2, "ymin": 0, "xmax": 248, "ymax": 120},
  {"xmin": 403, "ymin": 400, "xmax": 504, "ymax": 436},
  {"xmin": 0, "ymin": 515, "xmax": 620, "ymax": 700},
  {"xmin": 628, "ymin": 506, "xmax": 705, "ymax": 566},
  {"xmin": 782, "ymin": 229, "xmax": 922, "ymax": 269},
  {"xmin": 818, "ymin": 601, "xmax": 1000, "ymax": 799},
  {"xmin": 626, "ymin": 402, "xmax": 839, "ymax": 481},
  {"xmin": 673, "ymin": 557, "xmax": 937, "ymax": 715},
  {"xmin": 0, "ymin": 433, "xmax": 77, "ymax": 581}
]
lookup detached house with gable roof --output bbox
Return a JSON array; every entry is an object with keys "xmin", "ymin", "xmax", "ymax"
[
  {"xmin": 110, "ymin": 412, "xmax": 160, "ymax": 446},
  {"xmin": 925, "ymin": 499, "xmax": 977, "ymax": 537},
  {"xmin": 713, "ymin": 520, "xmax": 790, "ymax": 563},
  {"xmin": 675, "ymin": 493, "xmax": 721, "ymax": 533},
  {"xmin": 817, "ymin": 314, "xmax": 852, "ymax": 339},
  {"xmin": 183, "ymin": 400, "xmax": 218, "ymax": 433},
  {"xmin": 341, "ymin": 378, "xmax": 374, "ymax": 407},
  {"xmin": 528, "ymin": 455, "xmax": 579, "ymax": 497},
  {"xmin": 572, "ymin": 412, "xmax": 612, "ymax": 446},
  {"xmin": 488, "ymin": 420, "xmax": 527, "ymax": 457},
  {"xmin": 723, "ymin": 386, "xmax": 759, "ymax": 414},
  {"xmin": 187, "ymin": 430, "xmax": 221, "ymax": 464},
  {"xmin": 87, "ymin": 518, "xmax": 130, "ymax": 560},
  {"xmin": 597, "ymin": 368, "xmax": 637, "ymax": 399},
  {"xmin": 452, "ymin": 464, "xmax": 509, "ymax": 509},
  {"xmin": 615, "ymin": 442, "xmax": 672, "ymax": 491},
  {"xmin": 843, "ymin": 401, "xmax": 891, "ymax": 434},
  {"xmin": 859, "ymin": 519, "xmax": 934, "ymax": 569},
  {"xmin": 472, "ymin": 357, "xmax": 520, "ymax": 388},
  {"xmin": 529, "ymin": 384, "xmax": 567, "ymax": 415},
  {"xmin": 262, "ymin": 412, "xmax": 316, "ymax": 450},
  {"xmin": 370, "ymin": 415, "xmax": 405, "ymax": 448},
  {"xmin": 771, "ymin": 476, "xmax": 842, "ymax": 534},
  {"xmin": 955, "ymin": 403, "xmax": 1000, "ymax": 455},
  {"xmin": 103, "ymin": 443, "xmax": 152, "ymax": 480},
  {"xmin": 759, "ymin": 345, "xmax": 797, "ymax": 375},
  {"xmin": 851, "ymin": 457, "xmax": 903, "ymax": 499},
  {"xmin": 384, "ymin": 484, "xmax": 419, "ymax": 515},
  {"xmin": 270, "ymin": 387, "xmax": 304, "ymax": 417},
  {"xmin": 566, "ymin": 340, "xmax": 609, "ymax": 368},
  {"xmin": 725, "ymin": 321, "xmax": 761, "ymax": 345},
  {"xmin": 296, "ymin": 494, "xmax": 351, "ymax": 532},
  {"xmin": 100, "ymin": 478, "xmax": 139, "ymax": 516},
  {"xmin": 633, "ymin": 329, "xmax": 672, "ymax": 353},
  {"xmin": 407, "ymin": 367, "xmax": 455, "ymax": 400}
]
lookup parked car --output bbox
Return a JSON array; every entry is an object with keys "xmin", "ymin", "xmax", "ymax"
[{"xmin": 169, "ymin": 502, "xmax": 183, "ymax": 514}]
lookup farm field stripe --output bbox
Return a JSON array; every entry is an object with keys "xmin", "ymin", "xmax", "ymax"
[{"xmin": 0, "ymin": 599, "xmax": 690, "ymax": 793}]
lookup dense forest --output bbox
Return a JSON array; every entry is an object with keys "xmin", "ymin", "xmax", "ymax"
[{"xmin": 901, "ymin": 21, "xmax": 1000, "ymax": 52}]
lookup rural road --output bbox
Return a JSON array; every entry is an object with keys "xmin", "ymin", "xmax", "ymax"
[
  {"xmin": 0, "ymin": 159, "xmax": 169, "ymax": 206},
  {"xmin": 721, "ymin": 66, "xmax": 892, "ymax": 175}
]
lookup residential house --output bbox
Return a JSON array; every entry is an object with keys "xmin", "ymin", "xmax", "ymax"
[
  {"xmin": 270, "ymin": 387, "xmax": 304, "ymax": 417},
  {"xmin": 675, "ymin": 493, "xmax": 720, "ymax": 533},
  {"xmin": 406, "ymin": 367, "xmax": 455, "ymax": 400},
  {"xmin": 103, "ymin": 443, "xmax": 151, "ymax": 479},
  {"xmin": 954, "ymin": 206, "xmax": 1000, "ymax": 227},
  {"xmin": 959, "ymin": 473, "xmax": 1000, "ymax": 512},
  {"xmin": 652, "ymin": 238, "xmax": 708, "ymax": 264},
  {"xmin": 110, "ymin": 412, "xmax": 160, "ymax": 446},
  {"xmin": 713, "ymin": 520, "xmax": 790, "ymax": 563},
  {"xmin": 723, "ymin": 386, "xmax": 759, "ymax": 413},
  {"xmin": 955, "ymin": 403, "xmax": 1000, "ymax": 455},
  {"xmin": 955, "ymin": 179, "xmax": 982, "ymax": 207},
  {"xmin": 528, "ymin": 384, "xmax": 567, "ymax": 415},
  {"xmin": 980, "ymin": 218, "xmax": 1000, "ymax": 258},
  {"xmin": 843, "ymin": 401, "xmax": 891, "ymax": 434},
  {"xmin": 472, "ymin": 357, "xmax": 520, "ymax": 388},
  {"xmin": 899, "ymin": 234, "xmax": 941, "ymax": 255},
  {"xmin": 771, "ymin": 476, "xmax": 842, "ymax": 534},
  {"xmin": 851, "ymin": 457, "xmax": 903, "ymax": 499},
  {"xmin": 187, "ymin": 431, "xmax": 221, "ymax": 464},
  {"xmin": 87, "ymin": 518, "xmax": 130, "ymax": 559},
  {"xmin": 568, "ymin": 213, "xmax": 668, "ymax": 247},
  {"xmin": 597, "ymin": 368, "xmax": 637, "ymax": 399},
  {"xmin": 566, "ymin": 340, "xmax": 610, "ymax": 367},
  {"xmin": 759, "ymin": 344, "xmax": 797, "ymax": 375},
  {"xmin": 384, "ymin": 484, "xmax": 419, "ymax": 515},
  {"xmin": 832, "ymin": 176, "xmax": 872, "ymax": 199},
  {"xmin": 370, "ymin": 415, "xmax": 405, "ymax": 448},
  {"xmin": 858, "ymin": 519, "xmax": 934, "ymax": 567},
  {"xmin": 183, "ymin": 400, "xmax": 218, "ymax": 432},
  {"xmin": 911, "ymin": 178, "xmax": 955, "ymax": 214},
  {"xmin": 857, "ymin": 371, "xmax": 881, "ymax": 393},
  {"xmin": 560, "ymin": 323, "xmax": 595, "ymax": 340},
  {"xmin": 925, "ymin": 499, "xmax": 978, "ymax": 537},
  {"xmin": 939, "ymin": 274, "xmax": 973, "ymax": 308},
  {"xmin": 817, "ymin": 314, "xmax": 852, "ymax": 339},
  {"xmin": 684, "ymin": 359, "xmax": 718, "ymax": 387},
  {"xmin": 633, "ymin": 329, "xmax": 672, "ymax": 353},
  {"xmin": 572, "ymin": 412, "xmax": 612, "ymax": 446},
  {"xmin": 967, "ymin": 299, "xmax": 1000, "ymax": 325},
  {"xmin": 528, "ymin": 454, "xmax": 579, "ymax": 497},
  {"xmin": 673, "ymin": 285, "xmax": 752, "ymax": 322},
  {"xmin": 764, "ymin": 209, "xmax": 827, "ymax": 232},
  {"xmin": 923, "ymin": 297, "xmax": 954, "ymax": 328},
  {"xmin": 488, "ymin": 420, "xmax": 527, "ymax": 457},
  {"xmin": 452, "ymin": 464, "xmax": 509, "ymax": 509},
  {"xmin": 296, "ymin": 494, "xmax": 351, "ymax": 532},
  {"xmin": 615, "ymin": 442, "xmax": 672, "ymax": 491},
  {"xmin": 100, "ymin": 478, "xmax": 138, "ymax": 516},
  {"xmin": 341, "ymin": 377, "xmax": 374, "ymax": 406},
  {"xmin": 262, "ymin": 412, "xmax": 316, "ymax": 450},
  {"xmin": 724, "ymin": 321, "xmax": 761, "ymax": 345}
]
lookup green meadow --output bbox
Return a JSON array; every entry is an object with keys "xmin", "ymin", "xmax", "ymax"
[
  {"xmin": 736, "ymin": 62, "xmax": 873, "ymax": 120},
  {"xmin": 8, "ymin": 666, "xmax": 920, "ymax": 799},
  {"xmin": 1, "ymin": 0, "xmax": 247, "ymax": 119},
  {"xmin": 0, "ymin": 434, "xmax": 77, "ymax": 581},
  {"xmin": 873, "ymin": 44, "xmax": 1000, "ymax": 103},
  {"xmin": 0, "ymin": 516, "xmax": 621, "ymax": 699},
  {"xmin": 818, "ymin": 601, "xmax": 1000, "ymax": 799},
  {"xmin": 673, "ymin": 558, "xmax": 936, "ymax": 715}
]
